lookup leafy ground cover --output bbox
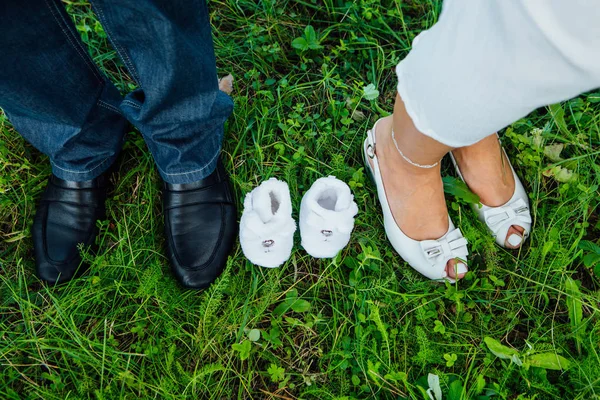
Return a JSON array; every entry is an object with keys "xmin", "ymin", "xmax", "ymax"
[{"xmin": 1, "ymin": 1, "xmax": 599, "ymax": 398}]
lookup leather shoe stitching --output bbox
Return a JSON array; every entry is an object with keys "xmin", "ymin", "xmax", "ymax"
[
  {"xmin": 164, "ymin": 200, "xmax": 235, "ymax": 211},
  {"xmin": 166, "ymin": 181, "xmax": 219, "ymax": 193}
]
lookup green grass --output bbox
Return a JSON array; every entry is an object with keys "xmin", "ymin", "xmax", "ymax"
[{"xmin": 1, "ymin": 1, "xmax": 600, "ymax": 399}]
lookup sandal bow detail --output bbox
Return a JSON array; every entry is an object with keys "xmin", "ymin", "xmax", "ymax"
[
  {"xmin": 483, "ymin": 198, "xmax": 532, "ymax": 238},
  {"xmin": 420, "ymin": 228, "xmax": 469, "ymax": 267}
]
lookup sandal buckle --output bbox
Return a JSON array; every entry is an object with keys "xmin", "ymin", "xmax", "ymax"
[{"xmin": 366, "ymin": 144, "xmax": 375, "ymax": 159}]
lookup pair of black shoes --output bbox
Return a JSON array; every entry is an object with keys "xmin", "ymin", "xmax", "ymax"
[{"xmin": 32, "ymin": 160, "xmax": 237, "ymax": 289}]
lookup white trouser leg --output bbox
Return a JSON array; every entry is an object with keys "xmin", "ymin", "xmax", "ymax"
[{"xmin": 396, "ymin": 0, "xmax": 600, "ymax": 147}]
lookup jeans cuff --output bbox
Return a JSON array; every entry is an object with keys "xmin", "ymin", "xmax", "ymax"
[
  {"xmin": 157, "ymin": 150, "xmax": 220, "ymax": 184},
  {"xmin": 50, "ymin": 154, "xmax": 116, "ymax": 182}
]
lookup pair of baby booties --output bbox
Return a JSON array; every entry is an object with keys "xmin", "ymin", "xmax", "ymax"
[{"xmin": 240, "ymin": 176, "xmax": 359, "ymax": 268}]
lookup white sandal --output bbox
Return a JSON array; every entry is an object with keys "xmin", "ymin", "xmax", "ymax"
[
  {"xmin": 449, "ymin": 142, "xmax": 532, "ymax": 248},
  {"xmin": 363, "ymin": 120, "xmax": 469, "ymax": 283}
]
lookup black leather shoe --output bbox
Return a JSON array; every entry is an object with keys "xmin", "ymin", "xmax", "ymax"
[
  {"xmin": 163, "ymin": 160, "xmax": 238, "ymax": 289},
  {"xmin": 32, "ymin": 174, "xmax": 108, "ymax": 284}
]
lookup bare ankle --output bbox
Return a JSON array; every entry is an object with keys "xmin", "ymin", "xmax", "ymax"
[{"xmin": 376, "ymin": 125, "xmax": 443, "ymax": 179}]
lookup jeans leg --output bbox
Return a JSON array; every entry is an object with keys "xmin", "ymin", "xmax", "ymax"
[
  {"xmin": 0, "ymin": 0, "xmax": 128, "ymax": 181},
  {"xmin": 89, "ymin": 0, "xmax": 234, "ymax": 184}
]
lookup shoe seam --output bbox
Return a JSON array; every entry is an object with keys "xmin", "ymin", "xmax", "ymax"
[
  {"xmin": 43, "ymin": 184, "xmax": 105, "ymax": 206},
  {"xmin": 164, "ymin": 200, "xmax": 234, "ymax": 211},
  {"xmin": 166, "ymin": 181, "xmax": 218, "ymax": 194}
]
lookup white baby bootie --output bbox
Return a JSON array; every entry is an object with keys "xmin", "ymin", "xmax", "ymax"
[
  {"xmin": 299, "ymin": 176, "xmax": 359, "ymax": 258},
  {"xmin": 240, "ymin": 178, "xmax": 296, "ymax": 268}
]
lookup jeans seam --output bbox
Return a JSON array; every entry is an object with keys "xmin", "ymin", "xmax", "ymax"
[
  {"xmin": 159, "ymin": 149, "xmax": 219, "ymax": 177},
  {"xmin": 97, "ymin": 99, "xmax": 122, "ymax": 114},
  {"xmin": 92, "ymin": 1, "xmax": 142, "ymax": 87},
  {"xmin": 44, "ymin": 0, "xmax": 103, "ymax": 83},
  {"xmin": 51, "ymin": 156, "xmax": 112, "ymax": 174},
  {"xmin": 122, "ymin": 99, "xmax": 142, "ymax": 109}
]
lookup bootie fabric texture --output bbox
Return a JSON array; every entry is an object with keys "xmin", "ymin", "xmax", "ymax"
[
  {"xmin": 240, "ymin": 178, "xmax": 296, "ymax": 268},
  {"xmin": 299, "ymin": 176, "xmax": 358, "ymax": 258}
]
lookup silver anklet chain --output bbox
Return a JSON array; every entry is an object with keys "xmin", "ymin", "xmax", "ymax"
[{"xmin": 391, "ymin": 128, "xmax": 440, "ymax": 169}]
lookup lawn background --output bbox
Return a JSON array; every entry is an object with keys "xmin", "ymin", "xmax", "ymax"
[{"xmin": 1, "ymin": 1, "xmax": 599, "ymax": 399}]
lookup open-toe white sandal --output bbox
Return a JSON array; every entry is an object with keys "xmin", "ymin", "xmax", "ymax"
[
  {"xmin": 363, "ymin": 120, "xmax": 469, "ymax": 283},
  {"xmin": 449, "ymin": 143, "xmax": 532, "ymax": 249}
]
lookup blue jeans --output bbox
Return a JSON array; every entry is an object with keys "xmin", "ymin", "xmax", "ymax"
[{"xmin": 0, "ymin": 0, "xmax": 233, "ymax": 184}]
